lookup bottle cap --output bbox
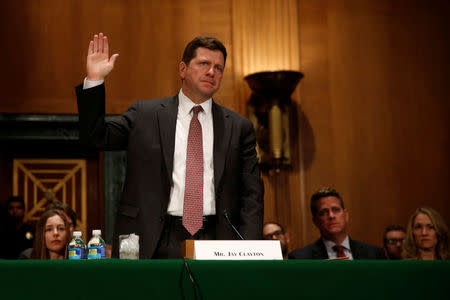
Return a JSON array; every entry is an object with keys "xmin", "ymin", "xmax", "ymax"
[
  {"xmin": 92, "ymin": 229, "xmax": 101, "ymax": 236},
  {"xmin": 73, "ymin": 231, "xmax": 82, "ymax": 237}
]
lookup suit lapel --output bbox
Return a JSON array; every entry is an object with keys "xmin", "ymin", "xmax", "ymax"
[
  {"xmin": 312, "ymin": 239, "xmax": 329, "ymax": 259},
  {"xmin": 212, "ymin": 101, "xmax": 232, "ymax": 192},
  {"xmin": 349, "ymin": 238, "xmax": 360, "ymax": 259},
  {"xmin": 157, "ymin": 95, "xmax": 179, "ymax": 183}
]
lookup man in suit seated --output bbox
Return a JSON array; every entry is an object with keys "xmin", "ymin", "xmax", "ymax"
[{"xmin": 289, "ymin": 187, "xmax": 385, "ymax": 260}]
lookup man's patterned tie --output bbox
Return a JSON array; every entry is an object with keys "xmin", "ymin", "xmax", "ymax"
[
  {"xmin": 182, "ymin": 105, "xmax": 204, "ymax": 235},
  {"xmin": 333, "ymin": 244, "xmax": 346, "ymax": 258}
]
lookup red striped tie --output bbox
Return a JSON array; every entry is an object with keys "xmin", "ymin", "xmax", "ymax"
[{"xmin": 183, "ymin": 105, "xmax": 204, "ymax": 235}]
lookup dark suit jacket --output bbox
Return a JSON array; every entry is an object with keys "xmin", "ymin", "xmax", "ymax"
[
  {"xmin": 288, "ymin": 238, "xmax": 386, "ymax": 260},
  {"xmin": 76, "ymin": 84, "xmax": 264, "ymax": 258}
]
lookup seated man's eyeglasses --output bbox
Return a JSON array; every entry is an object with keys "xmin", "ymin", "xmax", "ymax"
[
  {"xmin": 385, "ymin": 238, "xmax": 404, "ymax": 245},
  {"xmin": 263, "ymin": 230, "xmax": 284, "ymax": 240}
]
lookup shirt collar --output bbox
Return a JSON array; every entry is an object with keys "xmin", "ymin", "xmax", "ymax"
[
  {"xmin": 178, "ymin": 89, "xmax": 212, "ymax": 117},
  {"xmin": 322, "ymin": 235, "xmax": 351, "ymax": 251}
]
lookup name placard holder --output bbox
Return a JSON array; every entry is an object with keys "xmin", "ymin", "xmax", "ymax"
[{"xmin": 181, "ymin": 240, "xmax": 283, "ymax": 260}]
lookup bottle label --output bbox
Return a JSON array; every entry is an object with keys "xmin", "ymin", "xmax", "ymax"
[
  {"xmin": 88, "ymin": 246, "xmax": 106, "ymax": 259},
  {"xmin": 69, "ymin": 247, "xmax": 86, "ymax": 260}
]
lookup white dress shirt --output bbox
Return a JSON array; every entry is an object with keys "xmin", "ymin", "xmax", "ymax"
[
  {"xmin": 323, "ymin": 236, "xmax": 354, "ymax": 260},
  {"xmin": 83, "ymin": 80, "xmax": 215, "ymax": 216},
  {"xmin": 167, "ymin": 89, "xmax": 215, "ymax": 216}
]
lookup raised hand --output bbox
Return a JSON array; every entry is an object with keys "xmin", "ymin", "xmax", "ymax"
[{"xmin": 86, "ymin": 32, "xmax": 119, "ymax": 81}]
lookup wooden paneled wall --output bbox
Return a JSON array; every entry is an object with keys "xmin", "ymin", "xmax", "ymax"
[
  {"xmin": 0, "ymin": 0, "xmax": 235, "ymax": 114},
  {"xmin": 1, "ymin": 0, "xmax": 449, "ymax": 252},
  {"xmin": 296, "ymin": 0, "xmax": 450, "ymax": 250},
  {"xmin": 231, "ymin": 0, "xmax": 310, "ymax": 253}
]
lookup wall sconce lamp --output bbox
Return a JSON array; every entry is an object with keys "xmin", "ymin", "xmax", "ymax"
[{"xmin": 245, "ymin": 71, "xmax": 303, "ymax": 173}]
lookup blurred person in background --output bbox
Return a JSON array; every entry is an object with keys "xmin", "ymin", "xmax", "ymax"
[
  {"xmin": 0, "ymin": 196, "xmax": 35, "ymax": 259},
  {"xmin": 403, "ymin": 207, "xmax": 450, "ymax": 260},
  {"xmin": 263, "ymin": 222, "xmax": 290, "ymax": 259},
  {"xmin": 383, "ymin": 225, "xmax": 406, "ymax": 260}
]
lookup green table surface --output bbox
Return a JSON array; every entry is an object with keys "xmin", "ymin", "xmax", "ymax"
[{"xmin": 1, "ymin": 259, "xmax": 449, "ymax": 300}]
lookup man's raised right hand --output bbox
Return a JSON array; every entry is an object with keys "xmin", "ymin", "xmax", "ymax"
[{"xmin": 86, "ymin": 32, "xmax": 119, "ymax": 81}]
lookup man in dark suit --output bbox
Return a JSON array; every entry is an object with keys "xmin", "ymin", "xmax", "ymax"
[
  {"xmin": 76, "ymin": 33, "xmax": 264, "ymax": 258},
  {"xmin": 289, "ymin": 187, "xmax": 385, "ymax": 260}
]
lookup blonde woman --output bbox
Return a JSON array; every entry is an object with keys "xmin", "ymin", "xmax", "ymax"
[{"xmin": 403, "ymin": 207, "xmax": 450, "ymax": 260}]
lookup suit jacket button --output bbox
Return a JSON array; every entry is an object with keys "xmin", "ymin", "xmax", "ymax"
[{"xmin": 159, "ymin": 216, "xmax": 165, "ymax": 223}]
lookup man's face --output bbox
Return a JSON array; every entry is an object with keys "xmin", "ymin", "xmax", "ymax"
[
  {"xmin": 313, "ymin": 196, "xmax": 348, "ymax": 240},
  {"xmin": 384, "ymin": 230, "xmax": 406, "ymax": 260},
  {"xmin": 179, "ymin": 47, "xmax": 224, "ymax": 103},
  {"xmin": 263, "ymin": 223, "xmax": 289, "ymax": 255},
  {"xmin": 8, "ymin": 201, "xmax": 25, "ymax": 219}
]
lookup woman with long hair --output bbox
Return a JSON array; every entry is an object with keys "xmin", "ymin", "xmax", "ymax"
[
  {"xmin": 31, "ymin": 209, "xmax": 70, "ymax": 259},
  {"xmin": 403, "ymin": 207, "xmax": 450, "ymax": 260}
]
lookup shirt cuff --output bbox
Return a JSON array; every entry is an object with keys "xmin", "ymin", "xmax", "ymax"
[{"xmin": 83, "ymin": 77, "xmax": 104, "ymax": 89}]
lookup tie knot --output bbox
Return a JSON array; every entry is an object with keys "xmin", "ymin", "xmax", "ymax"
[
  {"xmin": 192, "ymin": 105, "xmax": 203, "ymax": 116},
  {"xmin": 333, "ymin": 244, "xmax": 343, "ymax": 251},
  {"xmin": 333, "ymin": 244, "xmax": 346, "ymax": 254},
  {"xmin": 332, "ymin": 244, "xmax": 346, "ymax": 258}
]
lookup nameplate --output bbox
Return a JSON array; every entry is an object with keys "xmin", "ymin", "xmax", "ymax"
[{"xmin": 181, "ymin": 240, "xmax": 283, "ymax": 260}]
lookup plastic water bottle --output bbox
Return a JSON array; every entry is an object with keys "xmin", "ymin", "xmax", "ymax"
[
  {"xmin": 68, "ymin": 231, "xmax": 87, "ymax": 260},
  {"xmin": 87, "ymin": 229, "xmax": 106, "ymax": 259}
]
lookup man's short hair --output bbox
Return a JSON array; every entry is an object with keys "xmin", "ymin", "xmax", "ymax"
[
  {"xmin": 310, "ymin": 187, "xmax": 344, "ymax": 217},
  {"xmin": 7, "ymin": 196, "xmax": 25, "ymax": 208},
  {"xmin": 383, "ymin": 224, "xmax": 406, "ymax": 246},
  {"xmin": 182, "ymin": 36, "xmax": 227, "ymax": 67},
  {"xmin": 263, "ymin": 221, "xmax": 285, "ymax": 234}
]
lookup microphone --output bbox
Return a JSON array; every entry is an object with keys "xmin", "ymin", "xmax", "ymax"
[
  {"xmin": 223, "ymin": 210, "xmax": 244, "ymax": 240},
  {"xmin": 183, "ymin": 257, "xmax": 199, "ymax": 300}
]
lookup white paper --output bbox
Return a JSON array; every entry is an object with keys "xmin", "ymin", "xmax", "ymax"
[{"xmin": 193, "ymin": 240, "xmax": 283, "ymax": 260}]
